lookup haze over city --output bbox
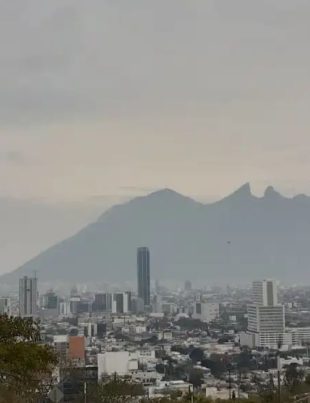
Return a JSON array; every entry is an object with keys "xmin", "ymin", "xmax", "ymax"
[
  {"xmin": 2, "ymin": 2, "xmax": 310, "ymax": 403},
  {"xmin": 1, "ymin": 0, "xmax": 310, "ymax": 276}
]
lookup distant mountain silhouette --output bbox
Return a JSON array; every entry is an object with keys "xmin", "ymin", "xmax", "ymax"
[{"xmin": 2, "ymin": 184, "xmax": 310, "ymax": 285}]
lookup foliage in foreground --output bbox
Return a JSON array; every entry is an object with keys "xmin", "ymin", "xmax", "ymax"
[{"xmin": 0, "ymin": 315, "xmax": 57, "ymax": 402}]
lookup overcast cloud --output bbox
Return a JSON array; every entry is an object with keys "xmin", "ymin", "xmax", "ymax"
[{"xmin": 1, "ymin": 0, "xmax": 310, "ymax": 201}]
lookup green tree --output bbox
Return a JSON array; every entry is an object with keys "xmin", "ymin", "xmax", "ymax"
[
  {"xmin": 188, "ymin": 368, "xmax": 204, "ymax": 388},
  {"xmin": 189, "ymin": 348, "xmax": 205, "ymax": 363},
  {"xmin": 93, "ymin": 376, "xmax": 145, "ymax": 402},
  {"xmin": 0, "ymin": 315, "xmax": 57, "ymax": 402},
  {"xmin": 201, "ymin": 354, "xmax": 226, "ymax": 378},
  {"xmin": 284, "ymin": 363, "xmax": 304, "ymax": 393},
  {"xmin": 175, "ymin": 318, "xmax": 209, "ymax": 332}
]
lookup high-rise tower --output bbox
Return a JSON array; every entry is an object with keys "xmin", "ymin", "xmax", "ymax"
[
  {"xmin": 137, "ymin": 247, "xmax": 150, "ymax": 307},
  {"xmin": 244, "ymin": 279, "xmax": 286, "ymax": 349},
  {"xmin": 19, "ymin": 276, "xmax": 38, "ymax": 318}
]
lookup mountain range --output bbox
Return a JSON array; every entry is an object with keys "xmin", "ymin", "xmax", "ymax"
[{"xmin": 2, "ymin": 184, "xmax": 310, "ymax": 286}]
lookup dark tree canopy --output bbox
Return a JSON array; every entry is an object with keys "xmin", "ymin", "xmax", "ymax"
[
  {"xmin": 92, "ymin": 377, "xmax": 145, "ymax": 402},
  {"xmin": 0, "ymin": 315, "xmax": 57, "ymax": 401},
  {"xmin": 284, "ymin": 363, "xmax": 304, "ymax": 393},
  {"xmin": 189, "ymin": 348, "xmax": 205, "ymax": 363}
]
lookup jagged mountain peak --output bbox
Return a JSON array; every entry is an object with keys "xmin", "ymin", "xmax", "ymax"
[
  {"xmin": 234, "ymin": 182, "xmax": 252, "ymax": 195},
  {"xmin": 3, "ymin": 183, "xmax": 310, "ymax": 285},
  {"xmin": 213, "ymin": 182, "xmax": 255, "ymax": 206},
  {"xmin": 264, "ymin": 186, "xmax": 284, "ymax": 199},
  {"xmin": 227, "ymin": 182, "xmax": 253, "ymax": 199}
]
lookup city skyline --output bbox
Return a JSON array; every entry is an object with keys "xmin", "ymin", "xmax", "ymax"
[{"xmin": 2, "ymin": 2, "xmax": 310, "ymax": 401}]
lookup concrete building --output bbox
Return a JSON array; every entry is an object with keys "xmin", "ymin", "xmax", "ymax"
[
  {"xmin": 0, "ymin": 297, "xmax": 11, "ymax": 315},
  {"xmin": 40, "ymin": 290, "xmax": 59, "ymax": 319},
  {"xmin": 41, "ymin": 290, "xmax": 58, "ymax": 309},
  {"xmin": 59, "ymin": 300, "xmax": 71, "ymax": 316},
  {"xmin": 132, "ymin": 297, "xmax": 145, "ymax": 314},
  {"xmin": 240, "ymin": 330, "xmax": 292, "ymax": 349},
  {"xmin": 112, "ymin": 292, "xmax": 131, "ymax": 314},
  {"xmin": 137, "ymin": 247, "xmax": 150, "ymax": 308},
  {"xmin": 19, "ymin": 276, "xmax": 38, "ymax": 318},
  {"xmin": 93, "ymin": 293, "xmax": 112, "ymax": 312},
  {"xmin": 193, "ymin": 302, "xmax": 220, "ymax": 323},
  {"xmin": 68, "ymin": 336, "xmax": 86, "ymax": 365},
  {"xmin": 97, "ymin": 351, "xmax": 138, "ymax": 378},
  {"xmin": 252, "ymin": 280, "xmax": 278, "ymax": 306},
  {"xmin": 242, "ymin": 279, "xmax": 287, "ymax": 349},
  {"xmin": 287, "ymin": 327, "xmax": 310, "ymax": 345},
  {"xmin": 54, "ymin": 335, "xmax": 69, "ymax": 361},
  {"xmin": 247, "ymin": 305, "xmax": 285, "ymax": 334}
]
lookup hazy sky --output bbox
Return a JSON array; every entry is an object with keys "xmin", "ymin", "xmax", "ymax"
[{"xmin": 1, "ymin": 0, "xmax": 310, "ymax": 203}]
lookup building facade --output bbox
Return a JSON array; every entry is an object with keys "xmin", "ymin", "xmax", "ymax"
[
  {"xmin": 97, "ymin": 351, "xmax": 138, "ymax": 378},
  {"xmin": 19, "ymin": 276, "xmax": 38, "ymax": 318},
  {"xmin": 242, "ymin": 279, "xmax": 287, "ymax": 349},
  {"xmin": 137, "ymin": 247, "xmax": 151, "ymax": 307},
  {"xmin": 193, "ymin": 302, "xmax": 220, "ymax": 323},
  {"xmin": 112, "ymin": 292, "xmax": 131, "ymax": 314},
  {"xmin": 252, "ymin": 280, "xmax": 278, "ymax": 306},
  {"xmin": 0, "ymin": 297, "xmax": 11, "ymax": 316}
]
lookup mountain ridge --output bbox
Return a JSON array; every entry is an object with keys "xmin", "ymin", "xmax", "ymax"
[{"xmin": 2, "ymin": 184, "xmax": 310, "ymax": 285}]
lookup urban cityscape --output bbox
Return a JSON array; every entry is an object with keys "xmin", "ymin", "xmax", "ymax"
[
  {"xmin": 1, "ymin": 1, "xmax": 310, "ymax": 402},
  {"xmin": 1, "ymin": 247, "xmax": 310, "ymax": 401}
]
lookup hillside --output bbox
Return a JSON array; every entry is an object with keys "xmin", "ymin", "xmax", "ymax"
[{"xmin": 2, "ymin": 185, "xmax": 310, "ymax": 285}]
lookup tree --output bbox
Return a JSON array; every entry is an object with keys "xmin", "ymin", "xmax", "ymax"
[
  {"xmin": 175, "ymin": 318, "xmax": 209, "ymax": 332},
  {"xmin": 201, "ymin": 354, "xmax": 226, "ymax": 378},
  {"xmin": 93, "ymin": 377, "xmax": 145, "ymax": 402},
  {"xmin": 0, "ymin": 315, "xmax": 57, "ymax": 401},
  {"xmin": 188, "ymin": 368, "xmax": 204, "ymax": 388},
  {"xmin": 305, "ymin": 373, "xmax": 310, "ymax": 385},
  {"xmin": 236, "ymin": 349, "xmax": 254, "ymax": 371},
  {"xmin": 189, "ymin": 348, "xmax": 204, "ymax": 363},
  {"xmin": 171, "ymin": 345, "xmax": 189, "ymax": 355},
  {"xmin": 284, "ymin": 363, "xmax": 304, "ymax": 393}
]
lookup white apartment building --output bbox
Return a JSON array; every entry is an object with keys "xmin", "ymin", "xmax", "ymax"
[
  {"xmin": 59, "ymin": 301, "xmax": 71, "ymax": 316},
  {"xmin": 193, "ymin": 302, "xmax": 219, "ymax": 323},
  {"xmin": 97, "ymin": 351, "xmax": 138, "ymax": 379},
  {"xmin": 247, "ymin": 305, "xmax": 285, "ymax": 334},
  {"xmin": 252, "ymin": 280, "xmax": 278, "ymax": 306},
  {"xmin": 287, "ymin": 327, "xmax": 310, "ymax": 345},
  {"xmin": 242, "ymin": 279, "xmax": 288, "ymax": 349}
]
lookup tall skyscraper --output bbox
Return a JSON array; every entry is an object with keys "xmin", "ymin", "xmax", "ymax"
[
  {"xmin": 241, "ymin": 279, "xmax": 286, "ymax": 349},
  {"xmin": 19, "ymin": 276, "xmax": 38, "ymax": 318},
  {"xmin": 137, "ymin": 247, "xmax": 150, "ymax": 307}
]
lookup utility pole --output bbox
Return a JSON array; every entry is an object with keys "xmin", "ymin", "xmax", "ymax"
[
  {"xmin": 237, "ymin": 370, "xmax": 241, "ymax": 399},
  {"xmin": 188, "ymin": 385, "xmax": 194, "ymax": 403},
  {"xmin": 277, "ymin": 339, "xmax": 282, "ymax": 403},
  {"xmin": 84, "ymin": 381, "xmax": 87, "ymax": 403},
  {"xmin": 277, "ymin": 360, "xmax": 281, "ymax": 403},
  {"xmin": 226, "ymin": 362, "xmax": 233, "ymax": 400}
]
